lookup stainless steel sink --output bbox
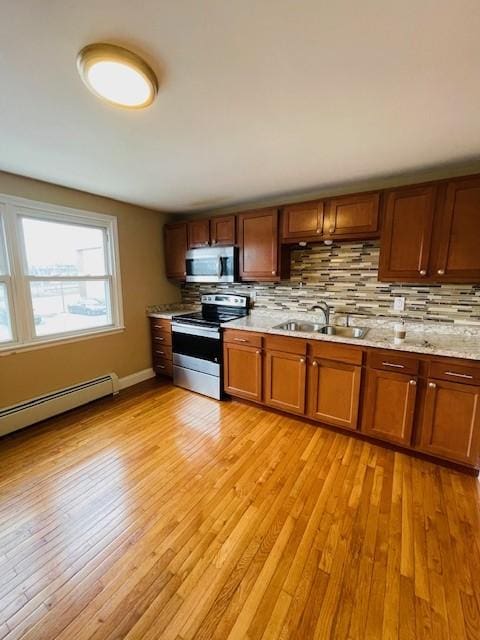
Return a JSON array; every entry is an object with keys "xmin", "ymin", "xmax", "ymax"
[
  {"xmin": 273, "ymin": 320, "xmax": 368, "ymax": 339},
  {"xmin": 273, "ymin": 321, "xmax": 325, "ymax": 332},
  {"xmin": 318, "ymin": 325, "xmax": 368, "ymax": 338}
]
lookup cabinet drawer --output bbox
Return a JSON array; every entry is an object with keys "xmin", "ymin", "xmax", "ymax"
[
  {"xmin": 310, "ymin": 341, "xmax": 363, "ymax": 365},
  {"xmin": 154, "ymin": 359, "xmax": 173, "ymax": 377},
  {"xmin": 150, "ymin": 318, "xmax": 172, "ymax": 331},
  {"xmin": 153, "ymin": 345, "xmax": 173, "ymax": 360},
  {"xmin": 429, "ymin": 360, "xmax": 480, "ymax": 386},
  {"xmin": 223, "ymin": 330, "xmax": 263, "ymax": 348},
  {"xmin": 265, "ymin": 335, "xmax": 307, "ymax": 355},
  {"xmin": 368, "ymin": 351, "xmax": 419, "ymax": 375},
  {"xmin": 152, "ymin": 328, "xmax": 172, "ymax": 346}
]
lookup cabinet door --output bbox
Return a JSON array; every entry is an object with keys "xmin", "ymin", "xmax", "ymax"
[
  {"xmin": 211, "ymin": 215, "xmax": 236, "ymax": 246},
  {"xmin": 281, "ymin": 201, "xmax": 324, "ymax": 242},
  {"xmin": 238, "ymin": 208, "xmax": 280, "ymax": 281},
  {"xmin": 187, "ymin": 219, "xmax": 210, "ymax": 248},
  {"xmin": 164, "ymin": 223, "xmax": 187, "ymax": 279},
  {"xmin": 417, "ymin": 379, "xmax": 480, "ymax": 466},
  {"xmin": 264, "ymin": 350, "xmax": 306, "ymax": 415},
  {"xmin": 223, "ymin": 343, "xmax": 262, "ymax": 402},
  {"xmin": 325, "ymin": 192, "xmax": 380, "ymax": 238},
  {"xmin": 378, "ymin": 185, "xmax": 437, "ymax": 282},
  {"xmin": 434, "ymin": 177, "xmax": 480, "ymax": 282},
  {"xmin": 307, "ymin": 359, "xmax": 361, "ymax": 430},
  {"xmin": 361, "ymin": 369, "xmax": 417, "ymax": 446}
]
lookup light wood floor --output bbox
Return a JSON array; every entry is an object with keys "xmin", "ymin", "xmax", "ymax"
[{"xmin": 0, "ymin": 381, "xmax": 479, "ymax": 640}]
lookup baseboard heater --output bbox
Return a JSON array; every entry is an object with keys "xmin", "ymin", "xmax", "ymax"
[{"xmin": 0, "ymin": 373, "xmax": 119, "ymax": 437}]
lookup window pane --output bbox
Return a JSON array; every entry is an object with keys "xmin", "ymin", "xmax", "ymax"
[
  {"xmin": 22, "ymin": 217, "xmax": 107, "ymax": 276},
  {"xmin": 0, "ymin": 283, "xmax": 13, "ymax": 342},
  {"xmin": 31, "ymin": 280, "xmax": 112, "ymax": 337},
  {"xmin": 0, "ymin": 217, "xmax": 8, "ymax": 275}
]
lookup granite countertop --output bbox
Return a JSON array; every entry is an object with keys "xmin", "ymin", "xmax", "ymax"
[
  {"xmin": 146, "ymin": 303, "xmax": 199, "ymax": 320},
  {"xmin": 221, "ymin": 311, "xmax": 480, "ymax": 361}
]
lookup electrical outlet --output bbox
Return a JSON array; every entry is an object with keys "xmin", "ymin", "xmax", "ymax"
[{"xmin": 393, "ymin": 296, "xmax": 405, "ymax": 312}]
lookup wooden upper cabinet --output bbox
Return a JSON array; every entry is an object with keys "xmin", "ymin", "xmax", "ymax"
[
  {"xmin": 223, "ymin": 342, "xmax": 262, "ymax": 402},
  {"xmin": 307, "ymin": 357, "xmax": 361, "ymax": 430},
  {"xmin": 434, "ymin": 177, "xmax": 480, "ymax": 282},
  {"xmin": 238, "ymin": 208, "xmax": 287, "ymax": 281},
  {"xmin": 187, "ymin": 219, "xmax": 210, "ymax": 249},
  {"xmin": 324, "ymin": 192, "xmax": 380, "ymax": 239},
  {"xmin": 281, "ymin": 201, "xmax": 324, "ymax": 242},
  {"xmin": 378, "ymin": 185, "xmax": 437, "ymax": 282},
  {"xmin": 164, "ymin": 222, "xmax": 187, "ymax": 279},
  {"xmin": 264, "ymin": 349, "xmax": 307, "ymax": 415},
  {"xmin": 361, "ymin": 369, "xmax": 417, "ymax": 446},
  {"xmin": 417, "ymin": 378, "xmax": 480, "ymax": 466},
  {"xmin": 210, "ymin": 215, "xmax": 236, "ymax": 246}
]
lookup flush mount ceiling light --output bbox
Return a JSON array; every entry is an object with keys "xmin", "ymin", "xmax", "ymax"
[{"xmin": 77, "ymin": 43, "xmax": 158, "ymax": 109}]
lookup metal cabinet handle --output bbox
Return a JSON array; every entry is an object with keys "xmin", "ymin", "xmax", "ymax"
[
  {"xmin": 271, "ymin": 270, "xmax": 276, "ymax": 275},
  {"xmin": 233, "ymin": 337, "xmax": 247, "ymax": 342},
  {"xmin": 312, "ymin": 361, "xmax": 318, "ymax": 367},
  {"xmin": 316, "ymin": 229, "xmax": 321, "ymax": 234},
  {"xmin": 419, "ymin": 269, "xmax": 427, "ymax": 276},
  {"xmin": 382, "ymin": 361, "xmax": 404, "ymax": 368},
  {"xmin": 256, "ymin": 350, "xmax": 261, "ymax": 355},
  {"xmin": 428, "ymin": 382, "xmax": 437, "ymax": 388},
  {"xmin": 329, "ymin": 227, "xmax": 335, "ymax": 234},
  {"xmin": 156, "ymin": 364, "xmax": 166, "ymax": 369},
  {"xmin": 154, "ymin": 336, "xmax": 165, "ymax": 341},
  {"xmin": 300, "ymin": 358, "xmax": 305, "ymax": 364},
  {"xmin": 409, "ymin": 379, "xmax": 417, "ymax": 386},
  {"xmin": 444, "ymin": 371, "xmax": 473, "ymax": 379},
  {"xmin": 437, "ymin": 269, "xmax": 445, "ymax": 275},
  {"xmin": 155, "ymin": 350, "xmax": 165, "ymax": 356}
]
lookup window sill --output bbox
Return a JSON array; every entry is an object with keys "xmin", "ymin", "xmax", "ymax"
[{"xmin": 0, "ymin": 326, "xmax": 126, "ymax": 357}]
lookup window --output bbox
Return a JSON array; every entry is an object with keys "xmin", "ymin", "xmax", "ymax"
[{"xmin": 0, "ymin": 195, "xmax": 123, "ymax": 351}]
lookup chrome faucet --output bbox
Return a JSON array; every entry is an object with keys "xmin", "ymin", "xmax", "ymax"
[{"xmin": 308, "ymin": 301, "xmax": 330, "ymax": 325}]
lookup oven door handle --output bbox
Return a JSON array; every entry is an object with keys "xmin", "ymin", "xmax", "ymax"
[{"xmin": 172, "ymin": 323, "xmax": 221, "ymax": 339}]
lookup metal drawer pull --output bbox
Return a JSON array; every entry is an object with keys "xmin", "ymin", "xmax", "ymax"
[
  {"xmin": 382, "ymin": 362, "xmax": 405, "ymax": 368},
  {"xmin": 444, "ymin": 371, "xmax": 473, "ymax": 379},
  {"xmin": 233, "ymin": 337, "xmax": 248, "ymax": 342},
  {"xmin": 428, "ymin": 382, "xmax": 436, "ymax": 388},
  {"xmin": 157, "ymin": 364, "xmax": 166, "ymax": 369},
  {"xmin": 419, "ymin": 269, "xmax": 427, "ymax": 276},
  {"xmin": 154, "ymin": 336, "xmax": 165, "ymax": 341},
  {"xmin": 409, "ymin": 379, "xmax": 417, "ymax": 386},
  {"xmin": 155, "ymin": 350, "xmax": 165, "ymax": 356}
]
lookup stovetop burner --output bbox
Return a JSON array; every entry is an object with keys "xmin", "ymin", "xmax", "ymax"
[{"xmin": 173, "ymin": 293, "xmax": 250, "ymax": 329}]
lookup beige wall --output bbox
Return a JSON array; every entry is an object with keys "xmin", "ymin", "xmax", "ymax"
[{"xmin": 0, "ymin": 172, "xmax": 181, "ymax": 407}]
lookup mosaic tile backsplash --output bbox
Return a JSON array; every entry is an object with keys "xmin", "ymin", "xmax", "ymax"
[{"xmin": 181, "ymin": 241, "xmax": 480, "ymax": 324}]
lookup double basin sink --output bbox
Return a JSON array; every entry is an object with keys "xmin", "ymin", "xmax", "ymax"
[{"xmin": 272, "ymin": 320, "xmax": 368, "ymax": 339}]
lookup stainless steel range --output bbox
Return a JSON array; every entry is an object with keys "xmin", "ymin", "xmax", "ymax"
[{"xmin": 171, "ymin": 294, "xmax": 250, "ymax": 399}]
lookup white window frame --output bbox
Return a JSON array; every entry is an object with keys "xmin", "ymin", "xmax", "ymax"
[{"xmin": 0, "ymin": 193, "xmax": 124, "ymax": 353}]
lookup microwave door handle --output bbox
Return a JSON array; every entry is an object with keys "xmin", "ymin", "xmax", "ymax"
[{"xmin": 217, "ymin": 257, "xmax": 223, "ymax": 277}]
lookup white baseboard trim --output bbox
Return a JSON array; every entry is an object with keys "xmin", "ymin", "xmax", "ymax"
[{"xmin": 119, "ymin": 368, "xmax": 156, "ymax": 390}]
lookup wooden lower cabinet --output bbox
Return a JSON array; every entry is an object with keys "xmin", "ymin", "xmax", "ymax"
[
  {"xmin": 361, "ymin": 369, "xmax": 417, "ymax": 446},
  {"xmin": 223, "ymin": 343, "xmax": 262, "ymax": 402},
  {"xmin": 264, "ymin": 350, "xmax": 306, "ymax": 415},
  {"xmin": 417, "ymin": 378, "xmax": 480, "ymax": 466},
  {"xmin": 307, "ymin": 358, "xmax": 361, "ymax": 430},
  {"xmin": 150, "ymin": 318, "xmax": 173, "ymax": 378},
  {"xmin": 221, "ymin": 329, "xmax": 480, "ymax": 471}
]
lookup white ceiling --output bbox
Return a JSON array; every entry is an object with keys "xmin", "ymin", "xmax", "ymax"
[{"xmin": 1, "ymin": 1, "xmax": 480, "ymax": 212}]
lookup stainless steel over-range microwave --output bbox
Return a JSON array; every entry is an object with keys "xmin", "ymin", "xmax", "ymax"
[{"xmin": 185, "ymin": 246, "xmax": 238, "ymax": 283}]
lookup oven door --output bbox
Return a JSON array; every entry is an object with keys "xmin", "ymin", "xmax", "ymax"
[
  {"xmin": 172, "ymin": 323, "xmax": 221, "ymax": 376},
  {"xmin": 185, "ymin": 246, "xmax": 237, "ymax": 283}
]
